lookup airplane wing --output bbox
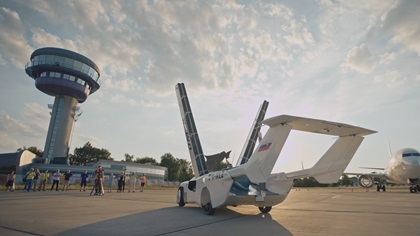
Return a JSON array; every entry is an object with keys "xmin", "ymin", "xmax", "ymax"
[
  {"xmin": 264, "ymin": 115, "xmax": 376, "ymax": 137},
  {"xmin": 242, "ymin": 115, "xmax": 376, "ymax": 184},
  {"xmin": 344, "ymin": 172, "xmax": 387, "ymax": 178},
  {"xmin": 343, "ymin": 172, "xmax": 388, "ymax": 187},
  {"xmin": 359, "ymin": 167, "xmax": 385, "ymax": 170}
]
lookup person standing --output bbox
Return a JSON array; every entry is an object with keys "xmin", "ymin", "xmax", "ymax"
[
  {"xmin": 94, "ymin": 166, "xmax": 104, "ymax": 195},
  {"xmin": 140, "ymin": 174, "xmax": 147, "ymax": 192},
  {"xmin": 117, "ymin": 171, "xmax": 126, "ymax": 193},
  {"xmin": 62, "ymin": 170, "xmax": 73, "ymax": 191},
  {"xmin": 23, "ymin": 168, "xmax": 35, "ymax": 192},
  {"xmin": 38, "ymin": 170, "xmax": 49, "ymax": 191},
  {"xmin": 80, "ymin": 170, "xmax": 88, "ymax": 192},
  {"xmin": 32, "ymin": 169, "xmax": 41, "ymax": 191},
  {"xmin": 51, "ymin": 169, "xmax": 61, "ymax": 191},
  {"xmin": 5, "ymin": 171, "xmax": 16, "ymax": 192},
  {"xmin": 128, "ymin": 172, "xmax": 137, "ymax": 193}
]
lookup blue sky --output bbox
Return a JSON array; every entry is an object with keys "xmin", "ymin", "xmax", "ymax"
[{"xmin": 0, "ymin": 0, "xmax": 419, "ymax": 173}]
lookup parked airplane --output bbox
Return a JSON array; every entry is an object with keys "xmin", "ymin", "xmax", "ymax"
[
  {"xmin": 346, "ymin": 148, "xmax": 420, "ymax": 193},
  {"xmin": 175, "ymin": 83, "xmax": 376, "ymax": 215}
]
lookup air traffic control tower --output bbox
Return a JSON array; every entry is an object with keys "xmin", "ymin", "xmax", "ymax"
[{"xmin": 25, "ymin": 47, "xmax": 100, "ymax": 164}]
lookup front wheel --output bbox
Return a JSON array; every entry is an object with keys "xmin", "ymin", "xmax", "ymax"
[
  {"xmin": 203, "ymin": 203, "xmax": 215, "ymax": 215},
  {"xmin": 258, "ymin": 206, "xmax": 272, "ymax": 213},
  {"xmin": 177, "ymin": 187, "xmax": 185, "ymax": 207}
]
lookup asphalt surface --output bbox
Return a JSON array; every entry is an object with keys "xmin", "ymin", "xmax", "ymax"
[{"xmin": 1, "ymin": 187, "xmax": 419, "ymax": 235}]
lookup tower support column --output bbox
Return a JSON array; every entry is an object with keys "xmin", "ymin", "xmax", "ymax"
[{"xmin": 43, "ymin": 96, "xmax": 78, "ymax": 164}]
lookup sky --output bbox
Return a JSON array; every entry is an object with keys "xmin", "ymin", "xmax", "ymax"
[{"xmin": 0, "ymin": 0, "xmax": 419, "ymax": 174}]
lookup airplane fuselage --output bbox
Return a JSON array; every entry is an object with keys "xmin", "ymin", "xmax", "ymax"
[
  {"xmin": 178, "ymin": 168, "xmax": 294, "ymax": 210},
  {"xmin": 385, "ymin": 148, "xmax": 420, "ymax": 184}
]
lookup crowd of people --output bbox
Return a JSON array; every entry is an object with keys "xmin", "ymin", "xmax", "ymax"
[{"xmin": 4, "ymin": 166, "xmax": 147, "ymax": 195}]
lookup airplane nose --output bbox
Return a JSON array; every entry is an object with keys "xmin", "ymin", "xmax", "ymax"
[{"xmin": 402, "ymin": 156, "xmax": 420, "ymax": 166}]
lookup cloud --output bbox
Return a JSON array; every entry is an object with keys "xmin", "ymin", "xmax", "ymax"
[
  {"xmin": 0, "ymin": 7, "xmax": 32, "ymax": 68},
  {"xmin": 341, "ymin": 44, "xmax": 376, "ymax": 74},
  {"xmin": 31, "ymin": 28, "xmax": 78, "ymax": 50},
  {"xmin": 374, "ymin": 69, "xmax": 405, "ymax": 87},
  {"xmin": 102, "ymin": 77, "xmax": 138, "ymax": 92},
  {"xmin": 381, "ymin": 0, "xmax": 420, "ymax": 55},
  {"xmin": 0, "ymin": 131, "xmax": 19, "ymax": 151}
]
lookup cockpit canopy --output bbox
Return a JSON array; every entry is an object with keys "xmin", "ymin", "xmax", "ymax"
[
  {"xmin": 402, "ymin": 152, "xmax": 420, "ymax": 157},
  {"xmin": 397, "ymin": 148, "xmax": 420, "ymax": 159}
]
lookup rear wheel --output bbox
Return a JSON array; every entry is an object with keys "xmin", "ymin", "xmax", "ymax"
[
  {"xmin": 177, "ymin": 187, "xmax": 185, "ymax": 207},
  {"xmin": 203, "ymin": 203, "xmax": 215, "ymax": 215},
  {"xmin": 258, "ymin": 206, "xmax": 272, "ymax": 213}
]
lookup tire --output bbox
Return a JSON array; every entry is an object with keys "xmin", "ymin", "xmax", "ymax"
[
  {"xmin": 376, "ymin": 185, "xmax": 380, "ymax": 192},
  {"xmin": 177, "ymin": 187, "xmax": 185, "ymax": 207},
  {"xmin": 259, "ymin": 206, "xmax": 272, "ymax": 213},
  {"xmin": 382, "ymin": 185, "xmax": 386, "ymax": 192},
  {"xmin": 203, "ymin": 203, "xmax": 215, "ymax": 215}
]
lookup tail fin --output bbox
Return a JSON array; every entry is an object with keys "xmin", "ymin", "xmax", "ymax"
[
  {"xmin": 308, "ymin": 135, "xmax": 364, "ymax": 183},
  {"xmin": 242, "ymin": 123, "xmax": 292, "ymax": 183},
  {"xmin": 286, "ymin": 136, "xmax": 365, "ymax": 183},
  {"xmin": 175, "ymin": 83, "xmax": 208, "ymax": 177},
  {"xmin": 236, "ymin": 100, "xmax": 269, "ymax": 166}
]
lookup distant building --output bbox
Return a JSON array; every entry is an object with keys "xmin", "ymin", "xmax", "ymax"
[{"xmin": 0, "ymin": 151, "xmax": 167, "ymax": 183}]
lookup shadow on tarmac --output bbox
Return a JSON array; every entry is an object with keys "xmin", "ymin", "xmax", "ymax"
[{"xmin": 57, "ymin": 206, "xmax": 292, "ymax": 236}]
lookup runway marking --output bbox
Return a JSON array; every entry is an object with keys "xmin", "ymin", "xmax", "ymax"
[
  {"xmin": 0, "ymin": 225, "xmax": 43, "ymax": 236},
  {"xmin": 332, "ymin": 195, "xmax": 343, "ymax": 198}
]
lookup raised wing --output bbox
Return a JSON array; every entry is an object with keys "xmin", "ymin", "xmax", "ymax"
[
  {"xmin": 175, "ymin": 83, "xmax": 208, "ymax": 177},
  {"xmin": 236, "ymin": 100, "xmax": 269, "ymax": 166}
]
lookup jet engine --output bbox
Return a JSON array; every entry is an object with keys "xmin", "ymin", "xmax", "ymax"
[{"xmin": 358, "ymin": 175, "xmax": 374, "ymax": 188}]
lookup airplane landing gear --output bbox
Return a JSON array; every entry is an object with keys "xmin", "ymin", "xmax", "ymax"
[
  {"xmin": 409, "ymin": 179, "xmax": 419, "ymax": 193},
  {"xmin": 258, "ymin": 206, "xmax": 272, "ymax": 213},
  {"xmin": 203, "ymin": 203, "xmax": 215, "ymax": 215},
  {"xmin": 376, "ymin": 184, "xmax": 386, "ymax": 192}
]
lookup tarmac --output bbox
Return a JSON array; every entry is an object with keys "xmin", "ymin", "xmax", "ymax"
[{"xmin": 1, "ymin": 187, "xmax": 420, "ymax": 236}]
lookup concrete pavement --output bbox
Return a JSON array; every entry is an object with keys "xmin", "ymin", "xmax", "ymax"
[{"xmin": 1, "ymin": 187, "xmax": 420, "ymax": 235}]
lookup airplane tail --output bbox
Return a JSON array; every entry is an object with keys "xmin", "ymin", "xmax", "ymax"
[
  {"xmin": 175, "ymin": 83, "xmax": 208, "ymax": 177},
  {"xmin": 238, "ymin": 115, "xmax": 376, "ymax": 184},
  {"xmin": 286, "ymin": 135, "xmax": 364, "ymax": 183},
  {"xmin": 236, "ymin": 100, "xmax": 269, "ymax": 166}
]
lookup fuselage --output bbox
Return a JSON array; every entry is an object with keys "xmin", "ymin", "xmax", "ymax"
[
  {"xmin": 385, "ymin": 148, "xmax": 420, "ymax": 184},
  {"xmin": 179, "ymin": 168, "xmax": 294, "ymax": 209}
]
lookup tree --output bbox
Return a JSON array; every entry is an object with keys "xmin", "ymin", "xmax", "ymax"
[
  {"xmin": 26, "ymin": 146, "xmax": 44, "ymax": 157},
  {"xmin": 294, "ymin": 177, "xmax": 329, "ymax": 187},
  {"xmin": 69, "ymin": 142, "xmax": 113, "ymax": 165},
  {"xmin": 124, "ymin": 153, "xmax": 134, "ymax": 162},
  {"xmin": 340, "ymin": 174, "xmax": 351, "ymax": 186},
  {"xmin": 160, "ymin": 153, "xmax": 194, "ymax": 181},
  {"xmin": 134, "ymin": 156, "xmax": 159, "ymax": 165},
  {"xmin": 160, "ymin": 153, "xmax": 180, "ymax": 181},
  {"xmin": 178, "ymin": 158, "xmax": 194, "ymax": 182}
]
